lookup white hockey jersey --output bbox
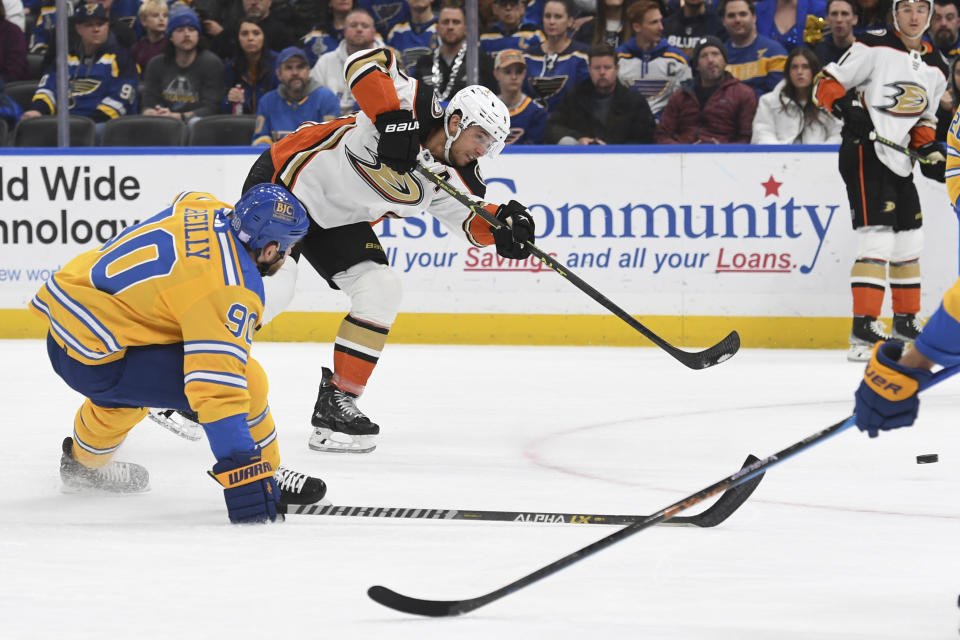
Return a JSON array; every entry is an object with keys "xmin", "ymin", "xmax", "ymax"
[
  {"xmin": 267, "ymin": 47, "xmax": 498, "ymax": 249},
  {"xmin": 816, "ymin": 30, "xmax": 947, "ymax": 176}
]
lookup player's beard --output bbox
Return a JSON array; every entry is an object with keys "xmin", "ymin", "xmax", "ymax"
[{"xmin": 934, "ymin": 28, "xmax": 955, "ymax": 48}]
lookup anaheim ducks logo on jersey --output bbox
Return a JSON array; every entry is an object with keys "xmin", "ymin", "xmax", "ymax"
[
  {"xmin": 875, "ymin": 81, "xmax": 929, "ymax": 117},
  {"xmin": 345, "ymin": 146, "xmax": 424, "ymax": 205}
]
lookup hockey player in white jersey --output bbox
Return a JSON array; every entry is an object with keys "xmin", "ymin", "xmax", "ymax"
[
  {"xmin": 813, "ymin": 0, "xmax": 948, "ymax": 361},
  {"xmin": 241, "ymin": 46, "xmax": 535, "ymax": 453}
]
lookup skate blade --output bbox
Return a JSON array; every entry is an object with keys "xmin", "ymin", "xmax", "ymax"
[
  {"xmin": 60, "ymin": 483, "xmax": 151, "ymax": 495},
  {"xmin": 147, "ymin": 410, "xmax": 203, "ymax": 441},
  {"xmin": 847, "ymin": 344, "xmax": 873, "ymax": 362},
  {"xmin": 308, "ymin": 429, "xmax": 377, "ymax": 454}
]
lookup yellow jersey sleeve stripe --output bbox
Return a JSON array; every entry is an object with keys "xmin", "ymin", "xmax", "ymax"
[{"xmin": 45, "ymin": 279, "xmax": 122, "ymax": 352}]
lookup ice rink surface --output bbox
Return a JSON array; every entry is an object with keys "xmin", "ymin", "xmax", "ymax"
[{"xmin": 2, "ymin": 339, "xmax": 959, "ymax": 639}]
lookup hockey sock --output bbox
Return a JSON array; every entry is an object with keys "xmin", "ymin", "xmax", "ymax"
[
  {"xmin": 332, "ymin": 314, "xmax": 390, "ymax": 396},
  {"xmin": 245, "ymin": 357, "xmax": 280, "ymax": 469},
  {"xmin": 889, "ymin": 259, "xmax": 921, "ymax": 315},
  {"xmin": 71, "ymin": 400, "xmax": 147, "ymax": 468},
  {"xmin": 851, "ymin": 258, "xmax": 887, "ymax": 317}
]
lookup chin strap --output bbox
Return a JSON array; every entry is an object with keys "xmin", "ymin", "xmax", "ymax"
[{"xmin": 442, "ymin": 111, "xmax": 462, "ymax": 164}]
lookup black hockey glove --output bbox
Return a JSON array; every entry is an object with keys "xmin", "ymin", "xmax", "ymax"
[
  {"xmin": 492, "ymin": 200, "xmax": 535, "ymax": 260},
  {"xmin": 918, "ymin": 140, "xmax": 947, "ymax": 182},
  {"xmin": 832, "ymin": 97, "xmax": 873, "ymax": 144},
  {"xmin": 375, "ymin": 109, "xmax": 420, "ymax": 174}
]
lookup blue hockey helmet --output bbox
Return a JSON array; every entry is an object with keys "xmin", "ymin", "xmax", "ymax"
[{"xmin": 231, "ymin": 184, "xmax": 309, "ymax": 253}]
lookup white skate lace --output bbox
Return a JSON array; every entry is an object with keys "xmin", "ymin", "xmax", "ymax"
[
  {"xmin": 334, "ymin": 391, "xmax": 367, "ymax": 420},
  {"xmin": 869, "ymin": 320, "xmax": 891, "ymax": 340},
  {"xmin": 275, "ymin": 466, "xmax": 307, "ymax": 493},
  {"xmin": 98, "ymin": 463, "xmax": 132, "ymax": 484}
]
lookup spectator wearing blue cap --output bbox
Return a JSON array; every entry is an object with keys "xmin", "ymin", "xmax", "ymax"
[
  {"xmin": 141, "ymin": 6, "xmax": 225, "ymax": 124},
  {"xmin": 23, "ymin": 2, "xmax": 138, "ymax": 130},
  {"xmin": 252, "ymin": 46, "xmax": 340, "ymax": 144},
  {"xmin": 29, "ymin": 0, "xmax": 137, "ymax": 60}
]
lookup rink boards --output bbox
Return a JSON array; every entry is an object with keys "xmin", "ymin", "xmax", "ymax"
[{"xmin": 0, "ymin": 144, "xmax": 956, "ymax": 347}]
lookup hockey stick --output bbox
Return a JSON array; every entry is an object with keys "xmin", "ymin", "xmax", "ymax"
[
  {"xmin": 368, "ymin": 365, "xmax": 960, "ymax": 617},
  {"xmin": 284, "ymin": 454, "xmax": 763, "ymax": 527},
  {"xmin": 869, "ymin": 131, "xmax": 935, "ymax": 164},
  {"xmin": 415, "ymin": 163, "xmax": 740, "ymax": 370}
]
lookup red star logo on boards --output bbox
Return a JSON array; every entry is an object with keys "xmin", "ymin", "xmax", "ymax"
[{"xmin": 761, "ymin": 175, "xmax": 782, "ymax": 197}]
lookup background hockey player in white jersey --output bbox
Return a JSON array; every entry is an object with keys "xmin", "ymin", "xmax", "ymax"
[
  {"xmin": 241, "ymin": 46, "xmax": 536, "ymax": 454},
  {"xmin": 813, "ymin": 0, "xmax": 949, "ymax": 361}
]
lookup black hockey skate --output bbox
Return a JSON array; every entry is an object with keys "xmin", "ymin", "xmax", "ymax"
[
  {"xmin": 848, "ymin": 315, "xmax": 891, "ymax": 362},
  {"xmin": 309, "ymin": 367, "xmax": 380, "ymax": 453},
  {"xmin": 60, "ymin": 437, "xmax": 150, "ymax": 493},
  {"xmin": 891, "ymin": 313, "xmax": 924, "ymax": 343},
  {"xmin": 275, "ymin": 466, "xmax": 329, "ymax": 506}
]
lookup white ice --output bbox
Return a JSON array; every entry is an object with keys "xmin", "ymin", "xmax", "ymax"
[{"xmin": 1, "ymin": 340, "xmax": 958, "ymax": 639}]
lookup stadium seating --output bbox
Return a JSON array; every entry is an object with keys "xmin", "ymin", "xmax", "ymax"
[
  {"xmin": 101, "ymin": 115, "xmax": 187, "ymax": 146},
  {"xmin": 12, "ymin": 115, "xmax": 97, "ymax": 147},
  {"xmin": 188, "ymin": 114, "xmax": 257, "ymax": 146},
  {"xmin": 5, "ymin": 80, "xmax": 39, "ymax": 111}
]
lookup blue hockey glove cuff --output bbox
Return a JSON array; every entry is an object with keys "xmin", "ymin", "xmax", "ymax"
[
  {"xmin": 854, "ymin": 341, "xmax": 933, "ymax": 437},
  {"xmin": 209, "ymin": 448, "xmax": 281, "ymax": 524}
]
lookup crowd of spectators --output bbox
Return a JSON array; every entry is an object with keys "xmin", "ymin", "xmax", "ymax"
[{"xmin": 0, "ymin": 0, "xmax": 958, "ymax": 146}]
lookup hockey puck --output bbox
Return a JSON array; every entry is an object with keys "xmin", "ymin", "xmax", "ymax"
[{"xmin": 916, "ymin": 454, "xmax": 939, "ymax": 464}]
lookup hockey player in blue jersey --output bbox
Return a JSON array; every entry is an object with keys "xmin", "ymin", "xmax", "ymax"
[
  {"xmin": 23, "ymin": 3, "xmax": 138, "ymax": 126},
  {"xmin": 33, "ymin": 184, "xmax": 326, "ymax": 522}
]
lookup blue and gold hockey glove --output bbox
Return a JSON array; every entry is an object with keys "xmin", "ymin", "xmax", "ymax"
[
  {"xmin": 854, "ymin": 341, "xmax": 933, "ymax": 437},
  {"xmin": 208, "ymin": 448, "xmax": 281, "ymax": 524}
]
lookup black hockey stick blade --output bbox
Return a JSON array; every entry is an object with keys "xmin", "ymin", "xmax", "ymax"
[
  {"xmin": 414, "ymin": 162, "xmax": 740, "ymax": 370},
  {"xmin": 666, "ymin": 454, "xmax": 763, "ymax": 528}
]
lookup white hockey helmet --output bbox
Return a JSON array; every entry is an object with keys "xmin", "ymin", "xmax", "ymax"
[
  {"xmin": 892, "ymin": 0, "xmax": 934, "ymax": 35},
  {"xmin": 442, "ymin": 85, "xmax": 511, "ymax": 163}
]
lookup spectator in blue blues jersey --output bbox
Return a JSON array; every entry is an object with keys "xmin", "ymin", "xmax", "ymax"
[
  {"xmin": 755, "ymin": 0, "xmax": 827, "ymax": 51},
  {"xmin": 222, "ymin": 19, "xmax": 279, "ymax": 114},
  {"xmin": 413, "ymin": 3, "xmax": 496, "ymax": 104},
  {"xmin": 387, "ymin": 0, "xmax": 437, "ymax": 73},
  {"xmin": 301, "ymin": 0, "xmax": 353, "ymax": 67},
  {"xmin": 813, "ymin": 0, "xmax": 857, "ymax": 66},
  {"xmin": 23, "ymin": 3, "xmax": 138, "ymax": 130},
  {"xmin": 663, "ymin": 0, "xmax": 727, "ymax": 57},
  {"xmin": 546, "ymin": 43, "xmax": 656, "ymax": 143},
  {"xmin": 721, "ymin": 0, "xmax": 787, "ymax": 97},
  {"xmin": 252, "ymin": 46, "xmax": 340, "ymax": 144},
  {"xmin": 494, "ymin": 48, "xmax": 548, "ymax": 143},
  {"xmin": 482, "ymin": 0, "xmax": 542, "ymax": 53},
  {"xmin": 360, "ymin": 0, "xmax": 410, "ymax": 37},
  {"xmin": 617, "ymin": 0, "xmax": 691, "ymax": 117},
  {"xmin": 30, "ymin": 0, "xmax": 137, "ymax": 58},
  {"xmin": 523, "ymin": 0, "xmax": 589, "ymax": 111}
]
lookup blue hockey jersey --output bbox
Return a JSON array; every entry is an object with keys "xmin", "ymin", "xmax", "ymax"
[
  {"xmin": 387, "ymin": 18, "xmax": 438, "ymax": 74},
  {"xmin": 523, "ymin": 41, "xmax": 589, "ymax": 112},
  {"xmin": 31, "ymin": 42, "xmax": 138, "ymax": 120}
]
